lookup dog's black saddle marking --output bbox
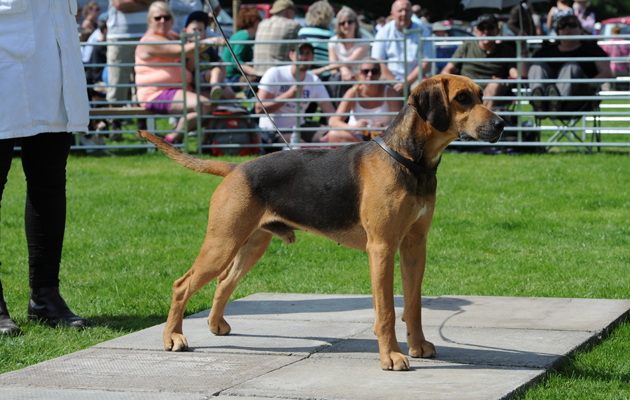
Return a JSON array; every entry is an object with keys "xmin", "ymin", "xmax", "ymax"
[{"xmin": 372, "ymin": 136, "xmax": 437, "ymax": 176}]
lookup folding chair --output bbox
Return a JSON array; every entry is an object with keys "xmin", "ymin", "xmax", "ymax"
[{"xmin": 536, "ymin": 97, "xmax": 602, "ymax": 154}]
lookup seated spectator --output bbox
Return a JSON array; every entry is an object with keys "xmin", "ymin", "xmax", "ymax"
[
  {"xmin": 547, "ymin": 0, "xmax": 574, "ymax": 35},
  {"xmin": 169, "ymin": 0, "xmax": 221, "ymax": 35},
  {"xmin": 526, "ymin": 15, "xmax": 613, "ymax": 113},
  {"xmin": 222, "ymin": 6, "xmax": 262, "ymax": 83},
  {"xmin": 183, "ymin": 11, "xmax": 235, "ymax": 100},
  {"xmin": 253, "ymin": 0, "xmax": 302, "ymax": 78},
  {"xmin": 325, "ymin": 6, "xmax": 371, "ymax": 107},
  {"xmin": 80, "ymin": 1, "xmax": 101, "ymax": 41},
  {"xmin": 372, "ymin": 0, "xmax": 433, "ymax": 95},
  {"xmin": 255, "ymin": 42, "xmax": 335, "ymax": 144},
  {"xmin": 601, "ymin": 25, "xmax": 630, "ymax": 82},
  {"xmin": 441, "ymin": 14, "xmax": 519, "ymax": 108},
  {"xmin": 327, "ymin": 7, "xmax": 370, "ymax": 83},
  {"xmin": 299, "ymin": 1, "xmax": 335, "ymax": 80},
  {"xmin": 323, "ymin": 59, "xmax": 403, "ymax": 143},
  {"xmin": 573, "ymin": 0, "xmax": 596, "ymax": 35},
  {"xmin": 134, "ymin": 1, "xmax": 218, "ymax": 144}
]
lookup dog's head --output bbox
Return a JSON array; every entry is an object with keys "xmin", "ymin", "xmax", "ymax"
[{"xmin": 409, "ymin": 75, "xmax": 505, "ymax": 144}]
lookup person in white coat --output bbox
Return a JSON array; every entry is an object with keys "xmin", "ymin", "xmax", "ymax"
[{"xmin": 0, "ymin": 0, "xmax": 91, "ymax": 336}]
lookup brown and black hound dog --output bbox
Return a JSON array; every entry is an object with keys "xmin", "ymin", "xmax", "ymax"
[{"xmin": 139, "ymin": 74, "xmax": 504, "ymax": 371}]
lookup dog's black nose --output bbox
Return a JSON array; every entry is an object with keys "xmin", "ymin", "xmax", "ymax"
[{"xmin": 493, "ymin": 117, "xmax": 506, "ymax": 132}]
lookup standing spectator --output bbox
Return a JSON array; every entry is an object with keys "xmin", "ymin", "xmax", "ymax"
[
  {"xmin": 371, "ymin": 0, "xmax": 433, "ymax": 95},
  {"xmin": 255, "ymin": 42, "xmax": 335, "ymax": 143},
  {"xmin": 169, "ymin": 0, "xmax": 221, "ymax": 35},
  {"xmin": 527, "ymin": 15, "xmax": 613, "ymax": 112},
  {"xmin": 324, "ymin": 59, "xmax": 403, "ymax": 143},
  {"xmin": 253, "ymin": 0, "xmax": 302, "ymax": 78},
  {"xmin": 222, "ymin": 6, "xmax": 262, "ymax": 83},
  {"xmin": 81, "ymin": 1, "xmax": 102, "ymax": 40},
  {"xmin": 440, "ymin": 14, "xmax": 519, "ymax": 109},
  {"xmin": 298, "ymin": 0, "xmax": 335, "ymax": 80},
  {"xmin": 1, "ymin": 0, "xmax": 91, "ymax": 336},
  {"xmin": 507, "ymin": 1, "xmax": 536, "ymax": 36},
  {"xmin": 373, "ymin": 16, "xmax": 387, "ymax": 36},
  {"xmin": 573, "ymin": 0, "xmax": 596, "ymax": 35},
  {"xmin": 183, "ymin": 11, "xmax": 234, "ymax": 100},
  {"xmin": 106, "ymin": 0, "xmax": 157, "ymax": 140},
  {"xmin": 134, "ymin": 1, "xmax": 217, "ymax": 143},
  {"xmin": 547, "ymin": 0, "xmax": 574, "ymax": 34}
]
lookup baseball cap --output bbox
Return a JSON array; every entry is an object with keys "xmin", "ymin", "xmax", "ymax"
[
  {"xmin": 432, "ymin": 20, "xmax": 452, "ymax": 32},
  {"xmin": 475, "ymin": 14, "xmax": 498, "ymax": 29},
  {"xmin": 290, "ymin": 40, "xmax": 315, "ymax": 52},
  {"xmin": 185, "ymin": 11, "xmax": 210, "ymax": 28},
  {"xmin": 269, "ymin": 0, "xmax": 296, "ymax": 15}
]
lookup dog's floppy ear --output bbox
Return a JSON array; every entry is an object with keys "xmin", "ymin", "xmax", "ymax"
[{"xmin": 410, "ymin": 77, "xmax": 451, "ymax": 132}]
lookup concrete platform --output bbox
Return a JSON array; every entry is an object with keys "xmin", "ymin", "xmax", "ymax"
[{"xmin": 1, "ymin": 293, "xmax": 628, "ymax": 400}]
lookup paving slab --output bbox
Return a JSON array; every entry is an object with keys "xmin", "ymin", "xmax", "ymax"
[
  {"xmin": 1, "ymin": 293, "xmax": 628, "ymax": 400},
  {"xmin": 96, "ymin": 318, "xmax": 371, "ymax": 356},
  {"xmin": 422, "ymin": 295, "xmax": 630, "ymax": 331},
  {"xmin": 314, "ymin": 322, "xmax": 595, "ymax": 369},
  {"xmin": 0, "ymin": 348, "xmax": 301, "ymax": 397},
  {"xmin": 224, "ymin": 357, "xmax": 546, "ymax": 400}
]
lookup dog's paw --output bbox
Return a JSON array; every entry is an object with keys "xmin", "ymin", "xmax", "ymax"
[
  {"xmin": 381, "ymin": 351, "xmax": 410, "ymax": 371},
  {"xmin": 164, "ymin": 333, "xmax": 188, "ymax": 352},
  {"xmin": 408, "ymin": 340, "xmax": 436, "ymax": 358},
  {"xmin": 209, "ymin": 317, "xmax": 231, "ymax": 336}
]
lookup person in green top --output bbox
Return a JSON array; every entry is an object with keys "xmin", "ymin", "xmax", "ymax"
[
  {"xmin": 222, "ymin": 7, "xmax": 262, "ymax": 83},
  {"xmin": 441, "ymin": 14, "xmax": 520, "ymax": 108}
]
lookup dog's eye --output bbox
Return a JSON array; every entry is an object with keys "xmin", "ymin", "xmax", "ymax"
[{"xmin": 456, "ymin": 93, "xmax": 471, "ymax": 104}]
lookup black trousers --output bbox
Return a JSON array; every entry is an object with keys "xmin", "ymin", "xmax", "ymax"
[{"xmin": 0, "ymin": 132, "xmax": 72, "ymax": 288}]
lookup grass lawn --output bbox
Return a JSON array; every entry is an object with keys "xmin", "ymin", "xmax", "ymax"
[{"xmin": 0, "ymin": 141, "xmax": 629, "ymax": 398}]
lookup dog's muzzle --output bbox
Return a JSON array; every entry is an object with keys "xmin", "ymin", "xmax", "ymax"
[{"xmin": 460, "ymin": 116, "xmax": 505, "ymax": 143}]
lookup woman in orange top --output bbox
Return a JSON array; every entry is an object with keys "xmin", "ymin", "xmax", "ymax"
[{"xmin": 135, "ymin": 1, "xmax": 219, "ymax": 143}]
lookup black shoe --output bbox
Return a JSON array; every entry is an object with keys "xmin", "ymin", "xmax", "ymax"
[
  {"xmin": 27, "ymin": 288, "xmax": 90, "ymax": 328},
  {"xmin": 530, "ymin": 87, "xmax": 547, "ymax": 113},
  {"xmin": 0, "ymin": 295, "xmax": 21, "ymax": 337}
]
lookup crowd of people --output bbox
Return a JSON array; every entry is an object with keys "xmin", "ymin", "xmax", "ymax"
[{"xmin": 73, "ymin": 0, "xmax": 627, "ymax": 149}]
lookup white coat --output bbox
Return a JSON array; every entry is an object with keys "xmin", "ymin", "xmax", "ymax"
[{"xmin": 0, "ymin": 0, "xmax": 89, "ymax": 140}]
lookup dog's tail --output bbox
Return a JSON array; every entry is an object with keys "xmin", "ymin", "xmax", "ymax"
[{"xmin": 138, "ymin": 130, "xmax": 236, "ymax": 177}]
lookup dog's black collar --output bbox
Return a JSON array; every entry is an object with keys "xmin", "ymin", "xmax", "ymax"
[{"xmin": 372, "ymin": 136, "xmax": 437, "ymax": 176}]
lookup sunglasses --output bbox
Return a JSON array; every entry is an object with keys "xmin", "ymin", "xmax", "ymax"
[
  {"xmin": 153, "ymin": 15, "xmax": 172, "ymax": 22},
  {"xmin": 340, "ymin": 20, "xmax": 356, "ymax": 26},
  {"xmin": 476, "ymin": 24, "xmax": 496, "ymax": 33},
  {"xmin": 361, "ymin": 68, "xmax": 381, "ymax": 75},
  {"xmin": 557, "ymin": 21, "xmax": 579, "ymax": 30}
]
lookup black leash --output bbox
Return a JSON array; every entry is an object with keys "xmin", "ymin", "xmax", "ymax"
[{"xmin": 372, "ymin": 136, "xmax": 437, "ymax": 176}]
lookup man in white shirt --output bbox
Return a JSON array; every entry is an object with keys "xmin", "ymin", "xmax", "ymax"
[
  {"xmin": 255, "ymin": 42, "xmax": 335, "ymax": 144},
  {"xmin": 371, "ymin": 0, "xmax": 433, "ymax": 95}
]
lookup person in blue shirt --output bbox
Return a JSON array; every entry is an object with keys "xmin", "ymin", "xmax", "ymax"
[{"xmin": 371, "ymin": 0, "xmax": 433, "ymax": 95}]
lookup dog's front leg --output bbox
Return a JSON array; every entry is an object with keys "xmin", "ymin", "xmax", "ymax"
[
  {"xmin": 399, "ymin": 218, "xmax": 436, "ymax": 359},
  {"xmin": 367, "ymin": 240, "xmax": 409, "ymax": 371}
]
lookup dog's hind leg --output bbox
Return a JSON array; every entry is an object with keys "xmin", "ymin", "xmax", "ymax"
[
  {"xmin": 399, "ymin": 218, "xmax": 437, "ymax": 359},
  {"xmin": 163, "ymin": 183, "xmax": 263, "ymax": 352},
  {"xmin": 208, "ymin": 229, "xmax": 273, "ymax": 336}
]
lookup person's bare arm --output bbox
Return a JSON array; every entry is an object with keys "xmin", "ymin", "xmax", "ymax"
[
  {"xmin": 138, "ymin": 34, "xmax": 212, "ymax": 59},
  {"xmin": 440, "ymin": 62, "xmax": 458, "ymax": 75}
]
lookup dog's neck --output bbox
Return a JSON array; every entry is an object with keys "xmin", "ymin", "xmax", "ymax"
[{"xmin": 381, "ymin": 106, "xmax": 449, "ymax": 172}]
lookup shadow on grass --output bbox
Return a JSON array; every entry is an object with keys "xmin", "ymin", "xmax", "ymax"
[{"xmin": 88, "ymin": 314, "xmax": 167, "ymax": 331}]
